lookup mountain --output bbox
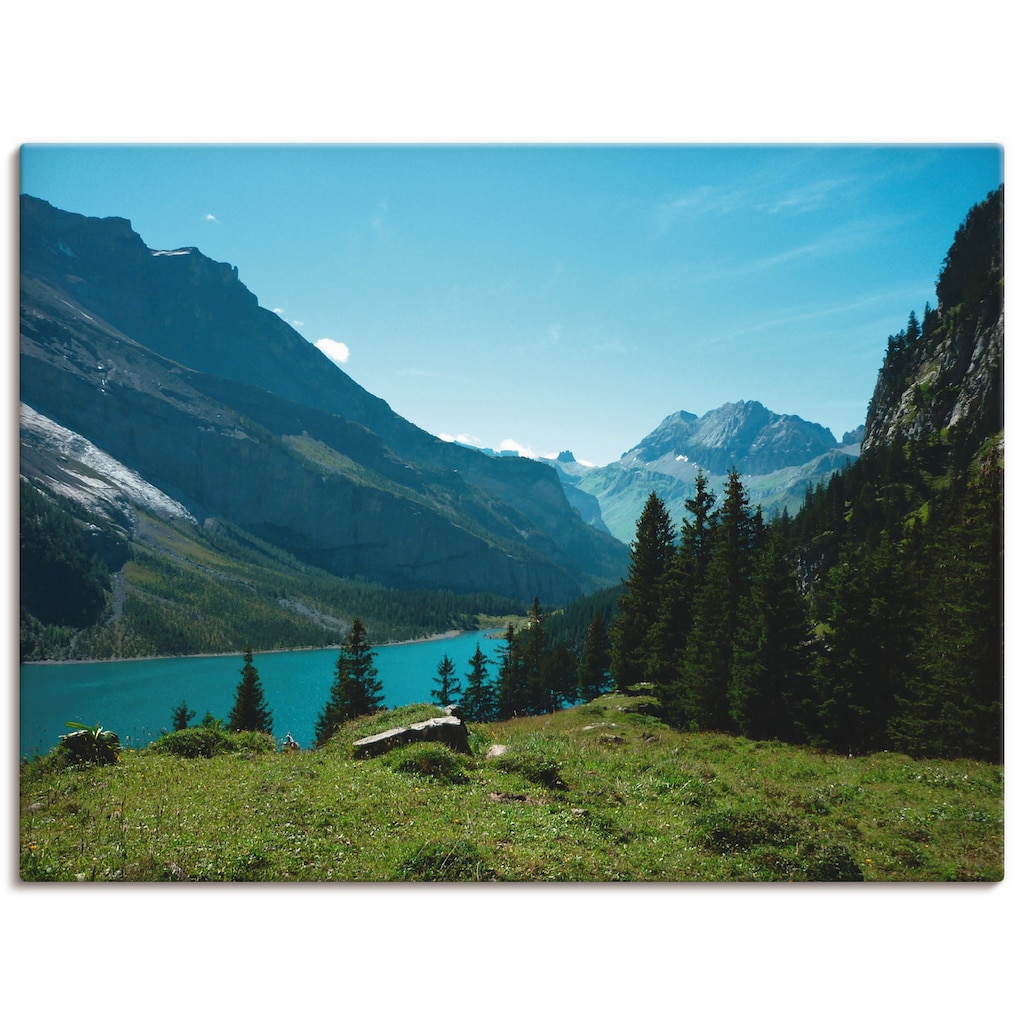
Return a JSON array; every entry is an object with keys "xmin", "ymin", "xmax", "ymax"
[
  {"xmin": 545, "ymin": 401, "xmax": 859, "ymax": 542},
  {"xmin": 19, "ymin": 195, "xmax": 628, "ymax": 654}
]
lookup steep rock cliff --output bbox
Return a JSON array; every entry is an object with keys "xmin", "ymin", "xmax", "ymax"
[{"xmin": 862, "ymin": 186, "xmax": 1003, "ymax": 457}]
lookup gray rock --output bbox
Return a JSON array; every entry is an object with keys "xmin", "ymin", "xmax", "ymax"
[{"xmin": 353, "ymin": 715, "xmax": 470, "ymax": 759}]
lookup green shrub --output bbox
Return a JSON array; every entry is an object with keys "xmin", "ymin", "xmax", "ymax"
[
  {"xmin": 385, "ymin": 743, "xmax": 469, "ymax": 783},
  {"xmin": 148, "ymin": 728, "xmax": 275, "ymax": 759}
]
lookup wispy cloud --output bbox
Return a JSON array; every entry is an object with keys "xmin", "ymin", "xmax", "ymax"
[
  {"xmin": 652, "ymin": 173, "xmax": 857, "ymax": 234},
  {"xmin": 314, "ymin": 338, "xmax": 350, "ymax": 367},
  {"xmin": 205, "ymin": 213, "xmax": 219, "ymax": 223}
]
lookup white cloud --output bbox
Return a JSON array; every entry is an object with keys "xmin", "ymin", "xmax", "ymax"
[
  {"xmin": 499, "ymin": 439, "xmax": 558, "ymax": 460},
  {"xmin": 439, "ymin": 432, "xmax": 484, "ymax": 447},
  {"xmin": 315, "ymin": 338, "xmax": 350, "ymax": 367},
  {"xmin": 205, "ymin": 213, "xmax": 219, "ymax": 223}
]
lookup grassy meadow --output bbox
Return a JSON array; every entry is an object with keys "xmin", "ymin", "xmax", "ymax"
[{"xmin": 20, "ymin": 693, "xmax": 1003, "ymax": 882}]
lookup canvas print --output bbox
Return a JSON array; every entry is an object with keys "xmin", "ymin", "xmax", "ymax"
[{"xmin": 18, "ymin": 144, "xmax": 1003, "ymax": 881}]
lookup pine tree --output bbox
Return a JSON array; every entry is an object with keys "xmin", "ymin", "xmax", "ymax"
[
  {"xmin": 228, "ymin": 646, "xmax": 274, "ymax": 734},
  {"xmin": 578, "ymin": 610, "xmax": 611, "ymax": 702},
  {"xmin": 314, "ymin": 619, "xmax": 383, "ymax": 745},
  {"xmin": 812, "ymin": 538, "xmax": 913, "ymax": 754},
  {"xmin": 171, "ymin": 698, "xmax": 195, "ymax": 732},
  {"xmin": 522, "ymin": 597, "xmax": 554, "ymax": 714},
  {"xmin": 462, "ymin": 644, "xmax": 497, "ymax": 722},
  {"xmin": 430, "ymin": 654, "xmax": 462, "ymax": 706},
  {"xmin": 543, "ymin": 643, "xmax": 580, "ymax": 709},
  {"xmin": 496, "ymin": 622, "xmax": 526, "ymax": 719},
  {"xmin": 610, "ymin": 492, "xmax": 675, "ymax": 692},
  {"xmin": 678, "ymin": 471, "xmax": 757, "ymax": 731},
  {"xmin": 890, "ymin": 458, "xmax": 1003, "ymax": 759},
  {"xmin": 647, "ymin": 473, "xmax": 716, "ymax": 723},
  {"xmin": 728, "ymin": 534, "xmax": 814, "ymax": 742}
]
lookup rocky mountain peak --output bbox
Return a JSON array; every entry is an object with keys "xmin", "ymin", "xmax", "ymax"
[{"xmin": 628, "ymin": 400, "xmax": 837, "ymax": 476}]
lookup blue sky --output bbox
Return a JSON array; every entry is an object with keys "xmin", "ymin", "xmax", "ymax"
[{"xmin": 20, "ymin": 144, "xmax": 1003, "ymax": 466}]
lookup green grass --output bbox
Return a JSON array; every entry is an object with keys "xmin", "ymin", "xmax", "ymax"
[{"xmin": 20, "ymin": 694, "xmax": 1003, "ymax": 882}]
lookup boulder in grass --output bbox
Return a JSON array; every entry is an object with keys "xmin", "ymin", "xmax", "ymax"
[{"xmin": 353, "ymin": 714, "xmax": 470, "ymax": 759}]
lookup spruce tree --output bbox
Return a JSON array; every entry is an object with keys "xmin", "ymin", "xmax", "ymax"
[
  {"xmin": 610, "ymin": 492, "xmax": 675, "ymax": 692},
  {"xmin": 729, "ymin": 534, "xmax": 814, "ymax": 742},
  {"xmin": 228, "ymin": 646, "xmax": 274, "ymax": 734},
  {"xmin": 430, "ymin": 654, "xmax": 462, "ymax": 706},
  {"xmin": 314, "ymin": 619, "xmax": 383, "ymax": 745},
  {"xmin": 522, "ymin": 597, "xmax": 553, "ymax": 714},
  {"xmin": 812, "ymin": 537, "xmax": 913, "ymax": 754},
  {"xmin": 647, "ymin": 472, "xmax": 717, "ymax": 723},
  {"xmin": 171, "ymin": 698, "xmax": 195, "ymax": 732},
  {"xmin": 578, "ymin": 610, "xmax": 611, "ymax": 702},
  {"xmin": 678, "ymin": 471, "xmax": 757, "ymax": 731},
  {"xmin": 462, "ymin": 644, "xmax": 497, "ymax": 722},
  {"xmin": 496, "ymin": 622, "xmax": 526, "ymax": 719}
]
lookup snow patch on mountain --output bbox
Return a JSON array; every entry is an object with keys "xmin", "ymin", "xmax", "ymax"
[{"xmin": 20, "ymin": 403, "xmax": 196, "ymax": 524}]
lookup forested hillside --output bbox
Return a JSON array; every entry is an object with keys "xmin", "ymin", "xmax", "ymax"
[{"xmin": 604, "ymin": 188, "xmax": 1003, "ymax": 761}]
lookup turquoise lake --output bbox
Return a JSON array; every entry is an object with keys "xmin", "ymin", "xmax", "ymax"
[{"xmin": 19, "ymin": 629, "xmax": 507, "ymax": 758}]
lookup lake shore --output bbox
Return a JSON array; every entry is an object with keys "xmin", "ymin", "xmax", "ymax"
[{"xmin": 24, "ymin": 628, "xmax": 473, "ymax": 668}]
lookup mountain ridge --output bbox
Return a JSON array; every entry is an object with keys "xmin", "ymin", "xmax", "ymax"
[
  {"xmin": 540, "ymin": 400, "xmax": 859, "ymax": 542},
  {"xmin": 19, "ymin": 195, "xmax": 628, "ymax": 640}
]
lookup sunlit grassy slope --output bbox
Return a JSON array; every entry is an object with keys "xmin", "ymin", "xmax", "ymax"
[{"xmin": 20, "ymin": 694, "xmax": 1002, "ymax": 882}]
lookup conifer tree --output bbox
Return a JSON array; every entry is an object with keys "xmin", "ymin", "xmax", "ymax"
[
  {"xmin": 647, "ymin": 473, "xmax": 716, "ymax": 722},
  {"xmin": 496, "ymin": 622, "xmax": 526, "ymax": 719},
  {"xmin": 890, "ymin": 459, "xmax": 1003, "ymax": 759},
  {"xmin": 578, "ymin": 610, "xmax": 611, "ymax": 702},
  {"xmin": 228, "ymin": 646, "xmax": 274, "ymax": 734},
  {"xmin": 314, "ymin": 619, "xmax": 383, "ymax": 745},
  {"xmin": 543, "ymin": 642, "xmax": 580, "ymax": 710},
  {"xmin": 522, "ymin": 597, "xmax": 554, "ymax": 714},
  {"xmin": 462, "ymin": 644, "xmax": 497, "ymax": 722},
  {"xmin": 812, "ymin": 538, "xmax": 913, "ymax": 754},
  {"xmin": 171, "ymin": 698, "xmax": 195, "ymax": 732},
  {"xmin": 678, "ymin": 471, "xmax": 757, "ymax": 731},
  {"xmin": 729, "ymin": 534, "xmax": 814, "ymax": 742},
  {"xmin": 610, "ymin": 492, "xmax": 675, "ymax": 692},
  {"xmin": 430, "ymin": 654, "xmax": 462, "ymax": 706}
]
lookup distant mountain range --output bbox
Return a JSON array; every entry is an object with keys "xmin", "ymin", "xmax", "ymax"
[
  {"xmin": 19, "ymin": 195, "xmax": 628, "ymax": 624},
  {"xmin": 537, "ymin": 402, "xmax": 861, "ymax": 543}
]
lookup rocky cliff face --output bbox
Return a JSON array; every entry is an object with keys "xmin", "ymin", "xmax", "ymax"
[
  {"xmin": 862, "ymin": 186, "xmax": 1003, "ymax": 457},
  {"xmin": 20, "ymin": 195, "xmax": 627, "ymax": 605}
]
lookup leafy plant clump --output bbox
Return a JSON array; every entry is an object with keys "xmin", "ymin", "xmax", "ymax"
[{"xmin": 56, "ymin": 722, "xmax": 121, "ymax": 766}]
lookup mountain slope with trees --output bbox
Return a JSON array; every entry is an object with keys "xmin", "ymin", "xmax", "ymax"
[
  {"xmin": 19, "ymin": 195, "xmax": 627, "ymax": 657},
  {"xmin": 606, "ymin": 186, "xmax": 1003, "ymax": 762}
]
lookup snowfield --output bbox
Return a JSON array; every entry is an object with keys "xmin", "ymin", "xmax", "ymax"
[{"xmin": 20, "ymin": 403, "xmax": 196, "ymax": 525}]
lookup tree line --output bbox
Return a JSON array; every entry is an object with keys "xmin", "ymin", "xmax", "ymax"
[{"xmin": 606, "ymin": 432, "xmax": 1001, "ymax": 762}]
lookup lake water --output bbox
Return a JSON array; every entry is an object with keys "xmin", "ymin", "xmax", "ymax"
[{"xmin": 19, "ymin": 629, "xmax": 507, "ymax": 758}]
